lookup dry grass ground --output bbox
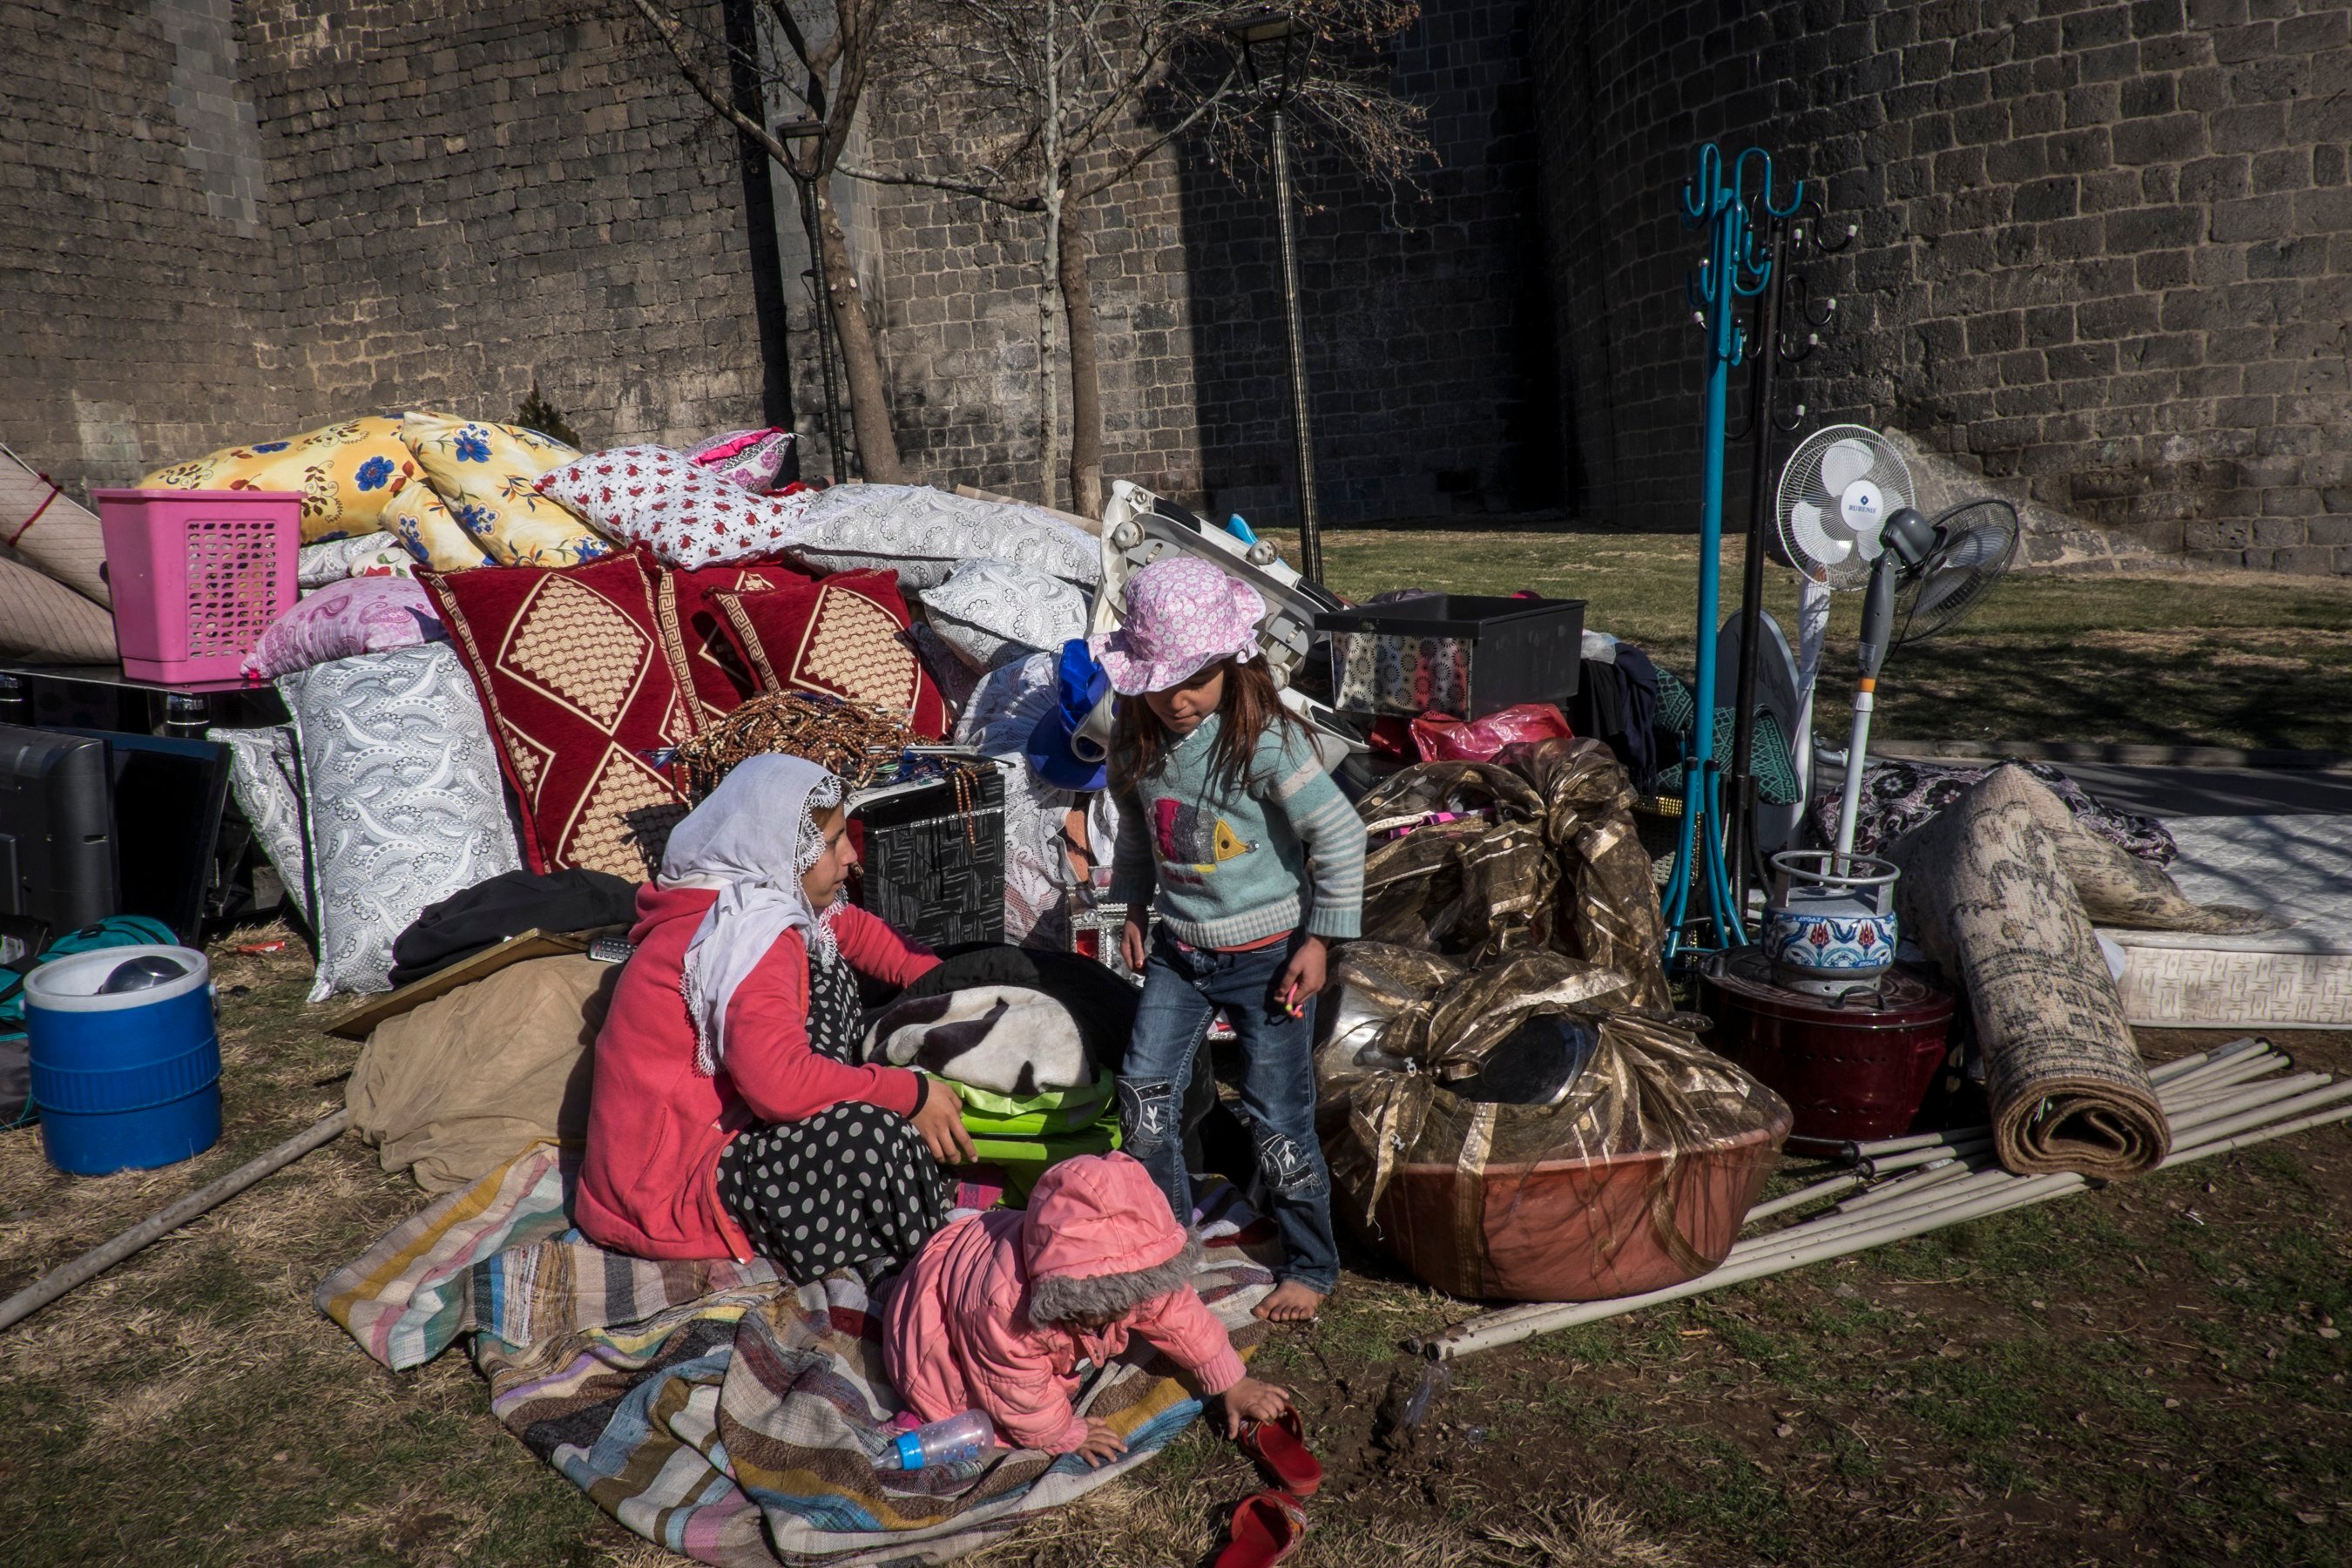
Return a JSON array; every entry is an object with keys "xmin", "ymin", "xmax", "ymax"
[{"xmin": 3, "ymin": 532, "xmax": 2349, "ymax": 1565}]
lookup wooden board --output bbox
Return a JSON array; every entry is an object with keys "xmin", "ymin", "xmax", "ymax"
[{"xmin": 323, "ymin": 927, "xmax": 624, "ymax": 1040}]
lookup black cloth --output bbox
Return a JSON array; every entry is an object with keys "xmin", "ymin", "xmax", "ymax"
[
  {"xmin": 389, "ymin": 868, "xmax": 640, "ymax": 988},
  {"xmin": 716, "ymin": 943, "xmax": 951, "ymax": 1283},
  {"xmin": 1571, "ymin": 648, "xmax": 1664, "ymax": 787},
  {"xmin": 895, "ymin": 941, "xmax": 1254, "ymax": 1188}
]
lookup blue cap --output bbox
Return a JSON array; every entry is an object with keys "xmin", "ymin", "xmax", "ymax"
[
  {"xmin": 1024, "ymin": 638, "xmax": 1112, "ymax": 791},
  {"xmin": 893, "ymin": 1430, "xmax": 927, "ymax": 1470}
]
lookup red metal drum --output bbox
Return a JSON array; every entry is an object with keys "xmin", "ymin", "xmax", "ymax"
[{"xmin": 1697, "ymin": 946, "xmax": 1956, "ymax": 1141}]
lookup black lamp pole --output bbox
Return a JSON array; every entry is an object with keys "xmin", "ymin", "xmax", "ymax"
[
  {"xmin": 1227, "ymin": 11, "xmax": 1323, "ymax": 583},
  {"xmin": 776, "ymin": 117, "xmax": 846, "ymax": 483}
]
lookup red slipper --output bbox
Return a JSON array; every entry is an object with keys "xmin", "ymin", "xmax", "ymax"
[
  {"xmin": 1238, "ymin": 1408, "xmax": 1323, "ymax": 1498},
  {"xmin": 1213, "ymin": 1490, "xmax": 1309, "ymax": 1568}
]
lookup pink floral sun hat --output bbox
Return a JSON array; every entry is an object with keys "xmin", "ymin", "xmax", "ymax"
[{"xmin": 1092, "ymin": 556, "xmax": 1267, "ymax": 695}]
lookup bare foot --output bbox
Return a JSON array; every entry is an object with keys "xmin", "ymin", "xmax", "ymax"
[{"xmin": 1253, "ymin": 1281, "xmax": 1326, "ymax": 1323}]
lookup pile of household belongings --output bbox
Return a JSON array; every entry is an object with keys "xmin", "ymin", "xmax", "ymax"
[
  {"xmin": 13, "ymin": 410, "xmax": 1117, "ymax": 1010},
  {"xmin": 1322, "ymin": 737, "xmax": 1794, "ymax": 1303}
]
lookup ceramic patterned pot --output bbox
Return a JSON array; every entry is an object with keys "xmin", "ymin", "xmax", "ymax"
[{"xmin": 1763, "ymin": 852, "xmax": 1902, "ymax": 997}]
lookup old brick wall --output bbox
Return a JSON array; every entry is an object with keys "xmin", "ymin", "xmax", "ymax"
[
  {"xmin": 2, "ymin": 0, "xmax": 772, "ymax": 494},
  {"xmin": 851, "ymin": 0, "xmax": 1558, "ymax": 524},
  {"xmin": 1535, "ymin": 0, "xmax": 2352, "ymax": 570}
]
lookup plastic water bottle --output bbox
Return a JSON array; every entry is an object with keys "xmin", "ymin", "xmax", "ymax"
[{"xmin": 890, "ymin": 1410, "xmax": 996, "ymax": 1470}]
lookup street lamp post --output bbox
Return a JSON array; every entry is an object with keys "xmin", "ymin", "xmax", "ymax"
[
  {"xmin": 1227, "ymin": 10, "xmax": 1323, "ymax": 584},
  {"xmin": 776, "ymin": 117, "xmax": 848, "ymax": 483}
]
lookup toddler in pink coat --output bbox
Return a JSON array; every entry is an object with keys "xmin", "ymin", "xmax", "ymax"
[{"xmin": 882, "ymin": 1152, "xmax": 1291, "ymax": 1465}]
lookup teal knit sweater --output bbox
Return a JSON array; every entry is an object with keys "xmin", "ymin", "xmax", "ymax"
[{"xmin": 1109, "ymin": 713, "xmax": 1365, "ymax": 949}]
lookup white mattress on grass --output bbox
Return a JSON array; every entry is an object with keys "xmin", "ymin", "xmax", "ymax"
[{"xmin": 2107, "ymin": 814, "xmax": 2352, "ymax": 1030}]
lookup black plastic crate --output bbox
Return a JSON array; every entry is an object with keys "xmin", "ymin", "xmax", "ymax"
[
  {"xmin": 848, "ymin": 763, "xmax": 1005, "ymax": 950},
  {"xmin": 1315, "ymin": 594, "xmax": 1585, "ymax": 720}
]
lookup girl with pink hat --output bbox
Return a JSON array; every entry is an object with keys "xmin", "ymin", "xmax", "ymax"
[{"xmin": 1096, "ymin": 556, "xmax": 1363, "ymax": 1324}]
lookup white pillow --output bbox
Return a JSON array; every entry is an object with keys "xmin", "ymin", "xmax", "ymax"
[
  {"xmin": 207, "ymin": 725, "xmax": 313, "ymax": 925},
  {"xmin": 534, "ymin": 444, "xmax": 817, "ymax": 569},
  {"xmin": 278, "ymin": 645, "xmax": 522, "ymax": 1001},
  {"xmin": 783, "ymin": 484, "xmax": 1099, "ymax": 591},
  {"xmin": 920, "ymin": 557, "xmax": 1088, "ymax": 672}
]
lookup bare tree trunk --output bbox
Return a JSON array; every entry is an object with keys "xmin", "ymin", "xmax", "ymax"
[
  {"xmin": 1037, "ymin": 5, "xmax": 1062, "ymax": 510},
  {"xmin": 1039, "ymin": 201, "xmax": 1062, "ymax": 511},
  {"xmin": 815, "ymin": 182, "xmax": 907, "ymax": 484},
  {"xmin": 1060, "ymin": 203, "xmax": 1104, "ymax": 519}
]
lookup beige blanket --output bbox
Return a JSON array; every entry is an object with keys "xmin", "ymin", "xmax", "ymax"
[{"xmin": 348, "ymin": 954, "xmax": 613, "ymax": 1192}]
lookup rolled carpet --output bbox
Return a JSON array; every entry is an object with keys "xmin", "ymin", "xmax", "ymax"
[
  {"xmin": 1, "ymin": 445, "xmax": 109, "ymax": 607},
  {"xmin": 1889, "ymin": 766, "xmax": 2268, "ymax": 1179},
  {"xmin": 0, "ymin": 552, "xmax": 115, "ymax": 662}
]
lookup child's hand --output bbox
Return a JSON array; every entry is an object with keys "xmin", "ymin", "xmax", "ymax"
[
  {"xmin": 1073, "ymin": 1417, "xmax": 1129, "ymax": 1468},
  {"xmin": 1220, "ymin": 1375, "xmax": 1294, "ymax": 1437},
  {"xmin": 1120, "ymin": 911, "xmax": 1150, "ymax": 972},
  {"xmin": 1275, "ymin": 936, "xmax": 1328, "ymax": 1013}
]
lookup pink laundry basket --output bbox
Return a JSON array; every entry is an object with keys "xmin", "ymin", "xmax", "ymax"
[{"xmin": 91, "ymin": 489, "xmax": 300, "ymax": 682}]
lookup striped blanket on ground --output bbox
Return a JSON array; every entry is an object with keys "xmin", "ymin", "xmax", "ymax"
[{"xmin": 316, "ymin": 1144, "xmax": 1279, "ymax": 1566}]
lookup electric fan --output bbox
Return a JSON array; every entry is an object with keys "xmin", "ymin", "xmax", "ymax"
[{"xmin": 1773, "ymin": 427, "xmax": 2020, "ymax": 861}]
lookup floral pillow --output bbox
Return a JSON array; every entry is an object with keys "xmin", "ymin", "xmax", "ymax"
[
  {"xmin": 139, "ymin": 416, "xmax": 433, "ymax": 544},
  {"xmin": 688, "ymin": 427, "xmax": 798, "ymax": 491},
  {"xmin": 381, "ymin": 481, "xmax": 494, "ymax": 571},
  {"xmin": 242, "ymin": 577, "xmax": 444, "ymax": 679},
  {"xmin": 402, "ymin": 414, "xmax": 614, "ymax": 569},
  {"xmin": 535, "ymin": 443, "xmax": 818, "ymax": 569}
]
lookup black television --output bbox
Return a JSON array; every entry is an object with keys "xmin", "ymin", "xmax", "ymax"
[
  {"xmin": 54, "ymin": 727, "xmax": 231, "ymax": 944},
  {"xmin": 0, "ymin": 725, "xmax": 118, "ymax": 933}
]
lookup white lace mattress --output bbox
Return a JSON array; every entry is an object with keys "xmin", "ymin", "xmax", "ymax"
[{"xmin": 2106, "ymin": 814, "xmax": 2352, "ymax": 1030}]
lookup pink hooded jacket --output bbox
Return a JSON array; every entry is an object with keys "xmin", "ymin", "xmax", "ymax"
[{"xmin": 882, "ymin": 1152, "xmax": 1245, "ymax": 1454}]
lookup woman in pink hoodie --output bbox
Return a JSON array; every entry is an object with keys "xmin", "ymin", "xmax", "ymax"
[{"xmin": 884, "ymin": 1152, "xmax": 1291, "ymax": 1464}]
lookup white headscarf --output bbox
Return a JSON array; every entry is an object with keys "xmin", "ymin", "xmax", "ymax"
[{"xmin": 659, "ymin": 754, "xmax": 848, "ymax": 1076}]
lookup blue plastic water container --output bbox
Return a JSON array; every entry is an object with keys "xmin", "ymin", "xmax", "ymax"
[{"xmin": 25, "ymin": 944, "xmax": 221, "ymax": 1174}]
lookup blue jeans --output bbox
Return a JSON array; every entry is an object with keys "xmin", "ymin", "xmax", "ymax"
[{"xmin": 1118, "ymin": 930, "xmax": 1340, "ymax": 1294}]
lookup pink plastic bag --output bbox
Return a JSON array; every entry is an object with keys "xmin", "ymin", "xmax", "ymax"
[{"xmin": 1409, "ymin": 702, "xmax": 1573, "ymax": 764}]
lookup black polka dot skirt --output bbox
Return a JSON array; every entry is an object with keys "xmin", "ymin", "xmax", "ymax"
[{"xmin": 715, "ymin": 1099, "xmax": 953, "ymax": 1285}]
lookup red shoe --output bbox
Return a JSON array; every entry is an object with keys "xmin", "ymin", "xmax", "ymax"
[
  {"xmin": 1213, "ymin": 1490, "xmax": 1309, "ymax": 1568},
  {"xmin": 1237, "ymin": 1409, "xmax": 1322, "ymax": 1498}
]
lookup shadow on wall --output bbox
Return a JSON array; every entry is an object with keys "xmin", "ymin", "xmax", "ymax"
[{"xmin": 1170, "ymin": 0, "xmax": 1561, "ymax": 529}]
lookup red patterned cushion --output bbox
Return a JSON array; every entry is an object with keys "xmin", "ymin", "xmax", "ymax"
[
  {"xmin": 664, "ymin": 558, "xmax": 819, "ymax": 721},
  {"xmin": 422, "ymin": 551, "xmax": 701, "ymax": 878},
  {"xmin": 711, "ymin": 571, "xmax": 950, "ymax": 740}
]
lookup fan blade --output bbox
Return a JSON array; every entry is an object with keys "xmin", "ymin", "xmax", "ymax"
[
  {"xmin": 1787, "ymin": 499, "xmax": 1852, "ymax": 568},
  {"xmin": 1820, "ymin": 438, "xmax": 1876, "ymax": 492},
  {"xmin": 1907, "ymin": 568, "xmax": 1972, "ymax": 618},
  {"xmin": 1932, "ymin": 524, "xmax": 2007, "ymax": 572}
]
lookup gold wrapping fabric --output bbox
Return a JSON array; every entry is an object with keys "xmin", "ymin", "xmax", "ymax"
[
  {"xmin": 1316, "ymin": 943, "xmax": 1790, "ymax": 1301},
  {"xmin": 1355, "ymin": 738, "xmax": 1671, "ymax": 1007}
]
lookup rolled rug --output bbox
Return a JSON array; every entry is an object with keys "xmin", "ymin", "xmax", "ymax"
[
  {"xmin": 0, "ymin": 552, "xmax": 116, "ymax": 662},
  {"xmin": 1887, "ymin": 766, "xmax": 2257, "ymax": 1178},
  {"xmin": 1, "ymin": 445, "xmax": 110, "ymax": 607}
]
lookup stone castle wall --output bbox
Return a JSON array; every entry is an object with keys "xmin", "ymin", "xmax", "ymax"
[{"xmin": 1532, "ymin": 0, "xmax": 2352, "ymax": 571}]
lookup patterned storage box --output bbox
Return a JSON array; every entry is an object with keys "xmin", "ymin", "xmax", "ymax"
[{"xmin": 848, "ymin": 763, "xmax": 1006, "ymax": 950}]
